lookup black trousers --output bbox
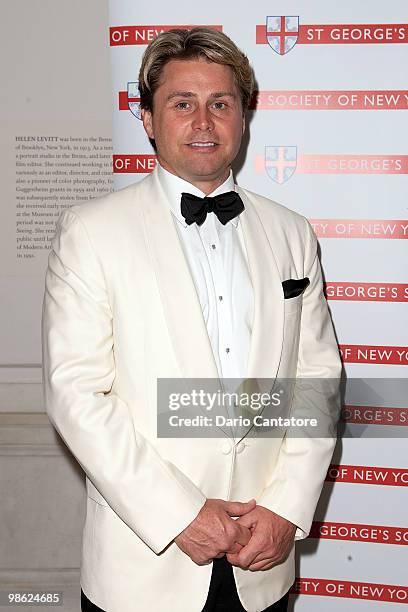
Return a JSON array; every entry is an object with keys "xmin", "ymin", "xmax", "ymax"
[{"xmin": 81, "ymin": 556, "xmax": 290, "ymax": 611}]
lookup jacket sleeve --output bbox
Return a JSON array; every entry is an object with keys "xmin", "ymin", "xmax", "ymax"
[
  {"xmin": 257, "ymin": 217, "xmax": 341, "ymax": 540},
  {"xmin": 42, "ymin": 208, "xmax": 206, "ymax": 554}
]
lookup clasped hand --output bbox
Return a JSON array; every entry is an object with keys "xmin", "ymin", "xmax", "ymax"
[{"xmin": 174, "ymin": 499, "xmax": 296, "ymax": 571}]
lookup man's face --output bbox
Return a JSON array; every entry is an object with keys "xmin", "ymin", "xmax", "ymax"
[{"xmin": 142, "ymin": 57, "xmax": 245, "ymax": 194}]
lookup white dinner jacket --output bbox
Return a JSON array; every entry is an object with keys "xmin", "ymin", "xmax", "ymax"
[{"xmin": 42, "ymin": 166, "xmax": 341, "ymax": 612}]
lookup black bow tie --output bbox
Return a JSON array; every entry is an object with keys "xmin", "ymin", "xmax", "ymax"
[{"xmin": 180, "ymin": 191, "xmax": 245, "ymax": 226}]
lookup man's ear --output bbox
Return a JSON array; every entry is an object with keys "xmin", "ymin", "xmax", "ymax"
[
  {"xmin": 141, "ymin": 109, "xmax": 154, "ymax": 139},
  {"xmin": 241, "ymin": 112, "xmax": 246, "ymax": 135}
]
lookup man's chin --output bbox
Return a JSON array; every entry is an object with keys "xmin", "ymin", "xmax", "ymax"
[
  {"xmin": 158, "ymin": 158, "xmax": 230, "ymax": 187},
  {"xmin": 181, "ymin": 163, "xmax": 230, "ymax": 184}
]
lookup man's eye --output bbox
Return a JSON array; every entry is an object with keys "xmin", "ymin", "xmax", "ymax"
[
  {"xmin": 176, "ymin": 102, "xmax": 190, "ymax": 110},
  {"xmin": 213, "ymin": 102, "xmax": 226, "ymax": 110}
]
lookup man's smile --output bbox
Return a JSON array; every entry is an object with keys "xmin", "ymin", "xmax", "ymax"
[{"xmin": 187, "ymin": 141, "xmax": 218, "ymax": 151}]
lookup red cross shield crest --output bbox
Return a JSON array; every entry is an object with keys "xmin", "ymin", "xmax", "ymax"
[
  {"xmin": 265, "ymin": 146, "xmax": 297, "ymax": 184},
  {"xmin": 266, "ymin": 16, "xmax": 299, "ymax": 55}
]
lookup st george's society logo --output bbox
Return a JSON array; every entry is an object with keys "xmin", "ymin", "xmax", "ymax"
[
  {"xmin": 265, "ymin": 146, "xmax": 297, "ymax": 184},
  {"xmin": 127, "ymin": 82, "xmax": 142, "ymax": 119},
  {"xmin": 266, "ymin": 16, "xmax": 299, "ymax": 55}
]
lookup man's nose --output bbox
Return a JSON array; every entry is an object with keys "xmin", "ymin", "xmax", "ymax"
[{"xmin": 192, "ymin": 106, "xmax": 215, "ymax": 131}]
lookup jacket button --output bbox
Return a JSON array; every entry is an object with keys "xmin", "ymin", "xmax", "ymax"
[
  {"xmin": 236, "ymin": 442, "xmax": 246, "ymax": 454},
  {"xmin": 221, "ymin": 441, "xmax": 232, "ymax": 455}
]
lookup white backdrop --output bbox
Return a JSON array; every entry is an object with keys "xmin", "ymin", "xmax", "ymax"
[{"xmin": 108, "ymin": 1, "xmax": 408, "ymax": 608}]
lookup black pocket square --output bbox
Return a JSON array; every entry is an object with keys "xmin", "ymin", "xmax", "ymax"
[{"xmin": 282, "ymin": 277, "xmax": 310, "ymax": 299}]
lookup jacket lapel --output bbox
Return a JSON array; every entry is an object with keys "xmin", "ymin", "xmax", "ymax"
[
  {"xmin": 234, "ymin": 188, "xmax": 285, "ymax": 441},
  {"xmin": 237, "ymin": 187, "xmax": 284, "ymax": 383},
  {"xmin": 141, "ymin": 170, "xmax": 237, "ymax": 438},
  {"xmin": 140, "ymin": 169, "xmax": 219, "ymax": 380}
]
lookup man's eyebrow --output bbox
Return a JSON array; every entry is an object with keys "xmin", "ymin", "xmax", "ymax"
[
  {"xmin": 166, "ymin": 91, "xmax": 195, "ymax": 101},
  {"xmin": 166, "ymin": 91, "xmax": 237, "ymax": 101},
  {"xmin": 210, "ymin": 91, "xmax": 237, "ymax": 99}
]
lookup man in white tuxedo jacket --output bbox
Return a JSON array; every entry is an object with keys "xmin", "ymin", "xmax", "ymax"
[{"xmin": 42, "ymin": 28, "xmax": 341, "ymax": 612}]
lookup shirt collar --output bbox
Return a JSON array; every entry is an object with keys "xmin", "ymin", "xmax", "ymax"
[{"xmin": 156, "ymin": 163, "xmax": 238, "ymax": 228}]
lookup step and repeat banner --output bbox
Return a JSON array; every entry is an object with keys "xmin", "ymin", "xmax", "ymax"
[{"xmin": 108, "ymin": 1, "xmax": 407, "ymax": 609}]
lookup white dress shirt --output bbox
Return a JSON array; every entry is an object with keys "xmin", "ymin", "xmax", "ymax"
[{"xmin": 157, "ymin": 163, "xmax": 254, "ymax": 382}]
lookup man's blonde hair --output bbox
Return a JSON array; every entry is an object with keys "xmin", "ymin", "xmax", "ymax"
[{"xmin": 138, "ymin": 28, "xmax": 254, "ymax": 112}]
